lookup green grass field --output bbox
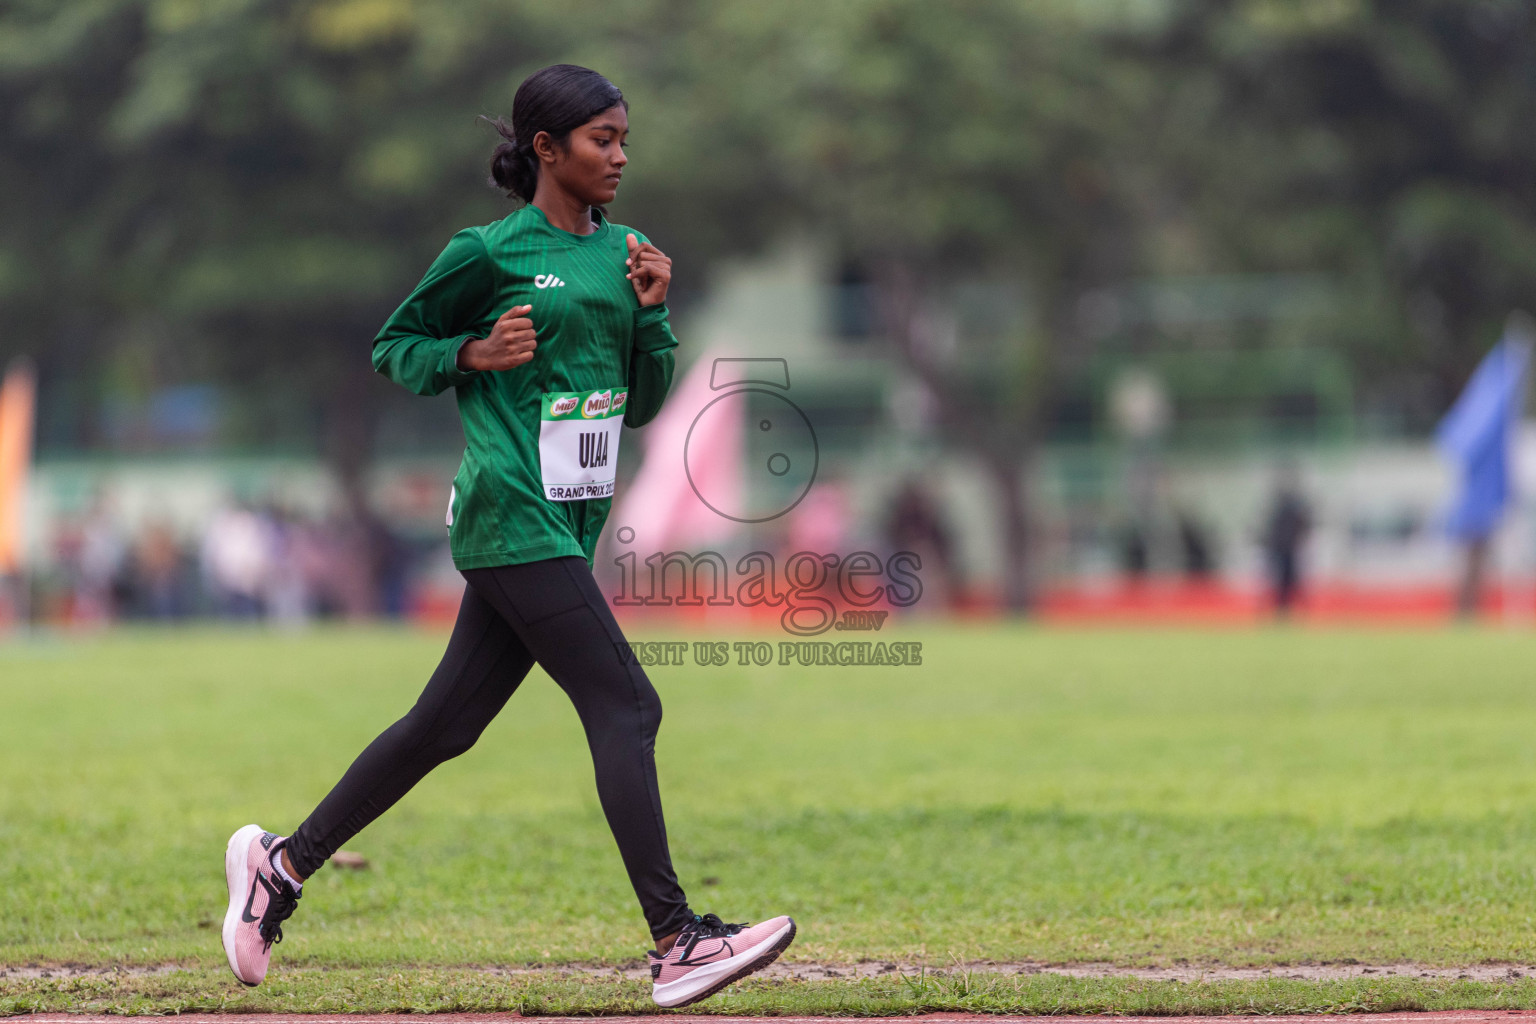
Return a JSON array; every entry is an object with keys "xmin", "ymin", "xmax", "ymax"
[{"xmin": 5, "ymin": 622, "xmax": 1536, "ymax": 1014}]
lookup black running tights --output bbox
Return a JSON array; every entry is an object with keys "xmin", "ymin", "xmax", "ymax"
[{"xmin": 283, "ymin": 556, "xmax": 694, "ymax": 941}]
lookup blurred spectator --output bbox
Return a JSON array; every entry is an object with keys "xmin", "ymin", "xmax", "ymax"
[
  {"xmin": 64, "ymin": 493, "xmax": 129, "ymax": 625},
  {"xmin": 358, "ymin": 506, "xmax": 411, "ymax": 619},
  {"xmin": 320, "ymin": 510, "xmax": 379, "ymax": 618},
  {"xmin": 1177, "ymin": 512, "xmax": 1217, "ymax": 580},
  {"xmin": 265, "ymin": 506, "xmax": 311, "ymax": 627},
  {"xmin": 292, "ymin": 514, "xmax": 342, "ymax": 618},
  {"xmin": 128, "ymin": 521, "xmax": 189, "ymax": 619},
  {"xmin": 884, "ymin": 477, "xmax": 956, "ymax": 610},
  {"xmin": 1263, "ymin": 465, "xmax": 1312, "ymax": 616},
  {"xmin": 1118, "ymin": 520, "xmax": 1150, "ymax": 581},
  {"xmin": 25, "ymin": 489, "xmax": 450, "ymax": 628},
  {"xmin": 201, "ymin": 505, "xmax": 277, "ymax": 619}
]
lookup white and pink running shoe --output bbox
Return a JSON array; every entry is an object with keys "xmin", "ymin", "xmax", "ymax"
[
  {"xmin": 648, "ymin": 912, "xmax": 796, "ymax": 1007},
  {"xmin": 221, "ymin": 824, "xmax": 301, "ymax": 987}
]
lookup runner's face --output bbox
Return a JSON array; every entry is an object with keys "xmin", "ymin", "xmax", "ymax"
[{"xmin": 548, "ymin": 105, "xmax": 629, "ymax": 207}]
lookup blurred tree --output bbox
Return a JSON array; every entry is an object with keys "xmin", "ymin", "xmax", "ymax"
[
  {"xmin": 0, "ymin": 0, "xmax": 802, "ymax": 446},
  {"xmin": 1140, "ymin": 0, "xmax": 1536, "ymax": 423},
  {"xmin": 0, "ymin": 0, "xmax": 642, "ymax": 605},
  {"xmin": 3, "ymin": 0, "xmax": 1534, "ymax": 614},
  {"xmin": 667, "ymin": 0, "xmax": 1158, "ymax": 609}
]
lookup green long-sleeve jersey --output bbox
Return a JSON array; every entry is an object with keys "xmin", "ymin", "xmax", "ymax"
[{"xmin": 372, "ymin": 203, "xmax": 679, "ymax": 570}]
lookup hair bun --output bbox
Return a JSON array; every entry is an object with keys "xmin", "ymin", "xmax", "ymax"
[
  {"xmin": 484, "ymin": 116, "xmax": 539, "ymax": 202},
  {"xmin": 489, "ymin": 139, "xmax": 518, "ymax": 188}
]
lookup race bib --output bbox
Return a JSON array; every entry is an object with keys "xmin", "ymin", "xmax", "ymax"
[{"xmin": 539, "ymin": 386, "xmax": 627, "ymax": 501}]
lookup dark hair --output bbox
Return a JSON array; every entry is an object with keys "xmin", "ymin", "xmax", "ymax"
[{"xmin": 485, "ymin": 64, "xmax": 627, "ymax": 203}]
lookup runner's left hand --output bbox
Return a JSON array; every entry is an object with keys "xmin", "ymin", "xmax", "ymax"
[{"xmin": 626, "ymin": 233, "xmax": 671, "ymax": 307}]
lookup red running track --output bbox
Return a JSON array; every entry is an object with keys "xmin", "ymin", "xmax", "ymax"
[
  {"xmin": 12, "ymin": 1014, "xmax": 1536, "ymax": 1023},
  {"xmin": 410, "ymin": 574, "xmax": 1531, "ymax": 629}
]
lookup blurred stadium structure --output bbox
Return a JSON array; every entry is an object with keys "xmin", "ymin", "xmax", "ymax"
[{"xmin": 1, "ymin": 0, "xmax": 1534, "ymax": 627}]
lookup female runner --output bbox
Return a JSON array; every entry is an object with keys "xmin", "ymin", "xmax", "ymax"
[{"xmin": 220, "ymin": 63, "xmax": 795, "ymax": 1009}]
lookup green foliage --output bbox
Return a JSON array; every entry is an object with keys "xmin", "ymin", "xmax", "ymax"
[
  {"xmin": 1, "ymin": 0, "xmax": 1532, "ymax": 451},
  {"xmin": 1143, "ymin": 0, "xmax": 1536, "ymax": 408},
  {"xmin": 0, "ymin": 0, "xmax": 654, "ymax": 450}
]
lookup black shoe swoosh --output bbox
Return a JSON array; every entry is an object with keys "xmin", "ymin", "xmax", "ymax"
[
  {"xmin": 240, "ymin": 871, "xmax": 281, "ymax": 924},
  {"xmin": 677, "ymin": 939, "xmax": 733, "ymax": 966}
]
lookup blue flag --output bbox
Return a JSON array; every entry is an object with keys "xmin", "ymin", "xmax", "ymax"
[{"xmin": 1435, "ymin": 324, "xmax": 1532, "ymax": 539}]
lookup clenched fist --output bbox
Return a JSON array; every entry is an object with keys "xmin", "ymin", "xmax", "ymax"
[
  {"xmin": 626, "ymin": 233, "xmax": 671, "ymax": 307},
  {"xmin": 457, "ymin": 305, "xmax": 537, "ymax": 372}
]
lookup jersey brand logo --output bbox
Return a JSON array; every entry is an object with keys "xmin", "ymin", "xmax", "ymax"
[{"xmin": 534, "ymin": 274, "xmax": 566, "ymax": 289}]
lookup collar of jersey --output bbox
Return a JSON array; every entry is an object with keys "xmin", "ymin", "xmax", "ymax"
[{"xmin": 522, "ymin": 203, "xmax": 612, "ymax": 246}]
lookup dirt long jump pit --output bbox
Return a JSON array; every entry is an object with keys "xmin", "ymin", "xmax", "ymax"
[{"xmin": 12, "ymin": 1014, "xmax": 1536, "ymax": 1024}]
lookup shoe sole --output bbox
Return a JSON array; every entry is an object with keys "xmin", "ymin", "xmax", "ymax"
[
  {"xmin": 652, "ymin": 917, "xmax": 797, "ymax": 1008},
  {"xmin": 221, "ymin": 823, "xmax": 264, "ymax": 987}
]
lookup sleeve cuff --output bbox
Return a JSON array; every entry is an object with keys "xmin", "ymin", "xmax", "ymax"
[
  {"xmin": 442, "ymin": 334, "xmax": 481, "ymax": 386},
  {"xmin": 633, "ymin": 304, "xmax": 679, "ymax": 353}
]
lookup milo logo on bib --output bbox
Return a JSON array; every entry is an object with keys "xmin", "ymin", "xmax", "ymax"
[
  {"xmin": 582, "ymin": 390, "xmax": 614, "ymax": 417},
  {"xmin": 539, "ymin": 386, "xmax": 628, "ymax": 501}
]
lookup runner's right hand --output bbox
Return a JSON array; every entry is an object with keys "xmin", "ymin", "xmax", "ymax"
[{"xmin": 457, "ymin": 305, "xmax": 536, "ymax": 371}]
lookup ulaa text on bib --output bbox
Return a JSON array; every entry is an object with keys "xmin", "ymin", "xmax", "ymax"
[{"xmin": 539, "ymin": 386, "xmax": 627, "ymax": 501}]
